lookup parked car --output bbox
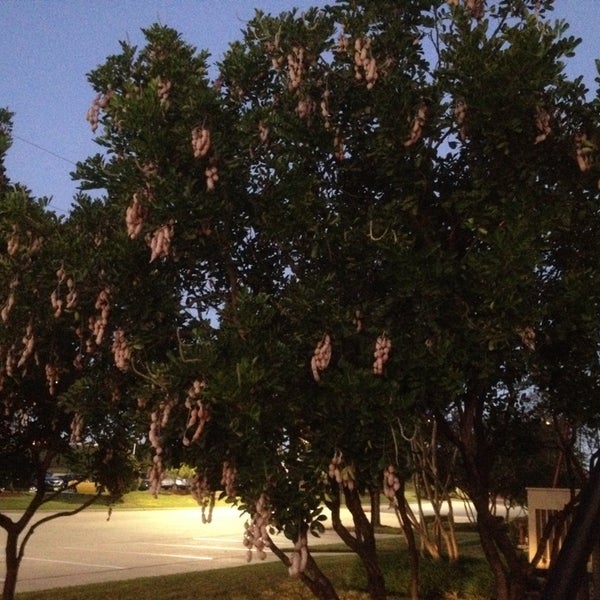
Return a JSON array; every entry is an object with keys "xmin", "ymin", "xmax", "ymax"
[
  {"xmin": 44, "ymin": 473, "xmax": 82, "ymax": 492},
  {"xmin": 160, "ymin": 477, "xmax": 175, "ymax": 489},
  {"xmin": 175, "ymin": 477, "xmax": 190, "ymax": 490},
  {"xmin": 44, "ymin": 473, "xmax": 66, "ymax": 492}
]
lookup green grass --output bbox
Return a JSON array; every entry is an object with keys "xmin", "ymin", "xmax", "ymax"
[
  {"xmin": 14, "ymin": 533, "xmax": 493, "ymax": 600},
  {"xmin": 0, "ymin": 490, "xmax": 204, "ymax": 511}
]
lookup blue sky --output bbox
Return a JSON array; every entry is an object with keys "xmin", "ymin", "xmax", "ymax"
[{"xmin": 1, "ymin": 0, "xmax": 599, "ymax": 216}]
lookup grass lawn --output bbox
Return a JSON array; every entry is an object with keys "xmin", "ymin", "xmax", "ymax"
[
  {"xmin": 0, "ymin": 490, "xmax": 417, "ymax": 512},
  {"xmin": 0, "ymin": 490, "xmax": 203, "ymax": 511}
]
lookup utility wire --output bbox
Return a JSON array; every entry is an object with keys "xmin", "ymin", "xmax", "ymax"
[
  {"xmin": 10, "ymin": 134, "xmax": 82, "ymax": 215},
  {"xmin": 13, "ymin": 134, "xmax": 78, "ymax": 166}
]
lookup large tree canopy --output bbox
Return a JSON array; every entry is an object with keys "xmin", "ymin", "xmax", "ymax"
[{"xmin": 65, "ymin": 1, "xmax": 600, "ymax": 599}]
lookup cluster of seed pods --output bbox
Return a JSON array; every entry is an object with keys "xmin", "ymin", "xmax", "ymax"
[
  {"xmin": 454, "ymin": 100, "xmax": 467, "ymax": 141},
  {"xmin": 404, "ymin": 103, "xmax": 428, "ymax": 147},
  {"xmin": 182, "ymin": 379, "xmax": 212, "ymax": 446},
  {"xmin": 6, "ymin": 226, "xmax": 44, "ymax": 259},
  {"xmin": 0, "ymin": 277, "xmax": 19, "ymax": 323},
  {"xmin": 310, "ymin": 333, "xmax": 332, "ymax": 382},
  {"xmin": 534, "ymin": 106, "xmax": 551, "ymax": 144},
  {"xmin": 126, "ymin": 191, "xmax": 149, "ymax": 239},
  {"xmin": 373, "ymin": 334, "xmax": 391, "ymax": 375},
  {"xmin": 148, "ymin": 399, "xmax": 176, "ymax": 497},
  {"xmin": 4, "ymin": 346, "xmax": 16, "ymax": 378},
  {"xmin": 465, "ymin": 0, "xmax": 484, "ymax": 19},
  {"xmin": 258, "ymin": 120, "xmax": 269, "ymax": 144},
  {"xmin": 45, "ymin": 363, "xmax": 59, "ymax": 395},
  {"xmin": 112, "ymin": 328, "xmax": 131, "ymax": 371},
  {"xmin": 147, "ymin": 222, "xmax": 174, "ymax": 262},
  {"xmin": 353, "ymin": 37, "xmax": 378, "ymax": 90},
  {"xmin": 320, "ymin": 89, "xmax": 331, "ymax": 130},
  {"xmin": 16, "ymin": 322, "xmax": 34, "ymax": 369},
  {"xmin": 205, "ymin": 164, "xmax": 219, "ymax": 191},
  {"xmin": 89, "ymin": 287, "xmax": 111, "ymax": 345},
  {"xmin": 286, "ymin": 45, "xmax": 306, "ymax": 90},
  {"xmin": 7, "ymin": 225, "xmax": 19, "ymax": 256},
  {"xmin": 157, "ymin": 78, "xmax": 172, "ymax": 107},
  {"xmin": 85, "ymin": 90, "xmax": 112, "ymax": 133},
  {"xmin": 517, "ymin": 326, "xmax": 536, "ymax": 352},
  {"xmin": 288, "ymin": 533, "xmax": 309, "ymax": 576},
  {"xmin": 190, "ymin": 473, "xmax": 215, "ymax": 524},
  {"xmin": 328, "ymin": 450, "xmax": 356, "ymax": 491},
  {"xmin": 333, "ymin": 129, "xmax": 345, "ymax": 161},
  {"xmin": 295, "ymin": 96, "xmax": 315, "ymax": 121},
  {"xmin": 336, "ymin": 31, "xmax": 350, "ymax": 54},
  {"xmin": 383, "ymin": 464, "xmax": 401, "ymax": 502},
  {"xmin": 51, "ymin": 267, "xmax": 77, "ymax": 318},
  {"xmin": 243, "ymin": 492, "xmax": 271, "ymax": 563},
  {"xmin": 1, "ymin": 289, "xmax": 15, "ymax": 322},
  {"xmin": 191, "ymin": 126, "xmax": 211, "ymax": 158},
  {"xmin": 575, "ymin": 133, "xmax": 594, "ymax": 173},
  {"xmin": 447, "ymin": 0, "xmax": 484, "ymax": 19},
  {"xmin": 70, "ymin": 412, "xmax": 84, "ymax": 445}
]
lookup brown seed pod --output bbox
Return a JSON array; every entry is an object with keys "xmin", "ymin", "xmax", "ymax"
[
  {"xmin": 311, "ymin": 333, "xmax": 332, "ymax": 382},
  {"xmin": 192, "ymin": 126, "xmax": 211, "ymax": 158},
  {"xmin": 373, "ymin": 334, "xmax": 391, "ymax": 375},
  {"xmin": 404, "ymin": 103, "xmax": 428, "ymax": 148}
]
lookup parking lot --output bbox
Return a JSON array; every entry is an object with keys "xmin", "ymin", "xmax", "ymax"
[
  {"xmin": 0, "ymin": 505, "xmax": 363, "ymax": 594},
  {"xmin": 0, "ymin": 506, "xmax": 265, "ymax": 593}
]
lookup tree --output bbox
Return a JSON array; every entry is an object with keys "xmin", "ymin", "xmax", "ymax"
[
  {"xmin": 0, "ymin": 116, "xmax": 141, "ymax": 600},
  {"xmin": 73, "ymin": 2, "xmax": 600, "ymax": 600}
]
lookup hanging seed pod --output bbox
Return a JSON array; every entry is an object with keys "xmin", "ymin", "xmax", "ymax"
[
  {"xmin": 383, "ymin": 464, "xmax": 401, "ymax": 501},
  {"xmin": 575, "ymin": 132, "xmax": 594, "ymax": 172},
  {"xmin": 205, "ymin": 165, "xmax": 219, "ymax": 191},
  {"xmin": 373, "ymin": 334, "xmax": 392, "ymax": 375},
  {"xmin": 191, "ymin": 126, "xmax": 211, "ymax": 158},
  {"xmin": 534, "ymin": 106, "xmax": 551, "ymax": 144},
  {"xmin": 517, "ymin": 326, "xmax": 536, "ymax": 352},
  {"xmin": 7, "ymin": 225, "xmax": 19, "ymax": 256},
  {"xmin": 126, "ymin": 192, "xmax": 149, "ymax": 238},
  {"xmin": 353, "ymin": 37, "xmax": 378, "ymax": 89},
  {"xmin": 311, "ymin": 333, "xmax": 332, "ymax": 382},
  {"xmin": 404, "ymin": 103, "xmax": 428, "ymax": 147},
  {"xmin": 112, "ymin": 328, "xmax": 131, "ymax": 370}
]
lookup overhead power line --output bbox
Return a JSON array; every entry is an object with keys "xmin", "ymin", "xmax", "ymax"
[{"xmin": 13, "ymin": 134, "xmax": 78, "ymax": 166}]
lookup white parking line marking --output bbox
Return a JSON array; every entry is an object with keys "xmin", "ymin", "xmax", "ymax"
[
  {"xmin": 23, "ymin": 556, "xmax": 126, "ymax": 570},
  {"xmin": 146, "ymin": 542, "xmax": 243, "ymax": 552},
  {"xmin": 62, "ymin": 547, "xmax": 214, "ymax": 561}
]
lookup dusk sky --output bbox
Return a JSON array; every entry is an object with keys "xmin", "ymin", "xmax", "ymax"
[{"xmin": 1, "ymin": 0, "xmax": 599, "ymax": 216}]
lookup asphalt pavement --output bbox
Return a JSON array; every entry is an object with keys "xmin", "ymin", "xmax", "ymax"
[{"xmin": 2, "ymin": 504, "xmax": 383, "ymax": 594}]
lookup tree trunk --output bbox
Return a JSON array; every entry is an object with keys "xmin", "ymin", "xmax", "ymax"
[
  {"xmin": 302, "ymin": 552, "xmax": 343, "ymax": 600},
  {"xmin": 370, "ymin": 487, "xmax": 381, "ymax": 527},
  {"xmin": 3, "ymin": 528, "xmax": 21, "ymax": 600},
  {"xmin": 542, "ymin": 458, "xmax": 600, "ymax": 600},
  {"xmin": 268, "ymin": 536, "xmax": 340, "ymax": 600},
  {"xmin": 328, "ymin": 485, "xmax": 387, "ymax": 599},
  {"xmin": 592, "ymin": 539, "xmax": 600, "ymax": 600},
  {"xmin": 395, "ymin": 479, "xmax": 420, "ymax": 600},
  {"xmin": 435, "ymin": 399, "xmax": 531, "ymax": 600},
  {"xmin": 344, "ymin": 486, "xmax": 387, "ymax": 600}
]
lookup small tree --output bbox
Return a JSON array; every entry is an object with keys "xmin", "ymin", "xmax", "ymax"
[{"xmin": 0, "ymin": 115, "xmax": 140, "ymax": 600}]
